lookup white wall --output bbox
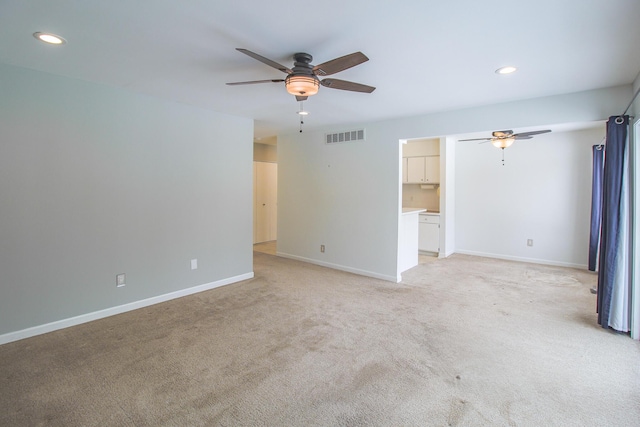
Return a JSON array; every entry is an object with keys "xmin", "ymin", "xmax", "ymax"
[
  {"xmin": 0, "ymin": 63, "xmax": 254, "ymax": 342},
  {"xmin": 455, "ymin": 127, "xmax": 605, "ymax": 267},
  {"xmin": 441, "ymin": 137, "xmax": 456, "ymax": 257},
  {"xmin": 277, "ymin": 85, "xmax": 632, "ymax": 281},
  {"xmin": 631, "ymin": 72, "xmax": 640, "ymax": 339},
  {"xmin": 277, "ymin": 130, "xmax": 400, "ymax": 281}
]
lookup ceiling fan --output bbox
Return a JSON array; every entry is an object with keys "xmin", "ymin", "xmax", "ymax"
[
  {"xmin": 459, "ymin": 129, "xmax": 551, "ymax": 148},
  {"xmin": 459, "ymin": 129, "xmax": 551, "ymax": 165},
  {"xmin": 226, "ymin": 48, "xmax": 376, "ymax": 101}
]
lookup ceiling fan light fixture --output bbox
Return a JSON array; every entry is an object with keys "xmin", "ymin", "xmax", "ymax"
[
  {"xmin": 491, "ymin": 137, "xmax": 515, "ymax": 148},
  {"xmin": 285, "ymin": 75, "xmax": 319, "ymax": 96}
]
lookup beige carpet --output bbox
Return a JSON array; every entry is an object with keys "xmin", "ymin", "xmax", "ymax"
[{"xmin": 1, "ymin": 253, "xmax": 639, "ymax": 426}]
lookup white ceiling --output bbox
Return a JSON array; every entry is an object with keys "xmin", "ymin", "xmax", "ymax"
[{"xmin": 2, "ymin": 1, "xmax": 639, "ymax": 139}]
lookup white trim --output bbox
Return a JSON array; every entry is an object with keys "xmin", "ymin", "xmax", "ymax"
[
  {"xmin": 276, "ymin": 252, "xmax": 400, "ymax": 283},
  {"xmin": 443, "ymin": 249, "xmax": 456, "ymax": 258},
  {"xmin": 397, "ymin": 140, "xmax": 405, "ymax": 285},
  {"xmin": 0, "ymin": 272, "xmax": 254, "ymax": 345},
  {"xmin": 454, "ymin": 250, "xmax": 587, "ymax": 269}
]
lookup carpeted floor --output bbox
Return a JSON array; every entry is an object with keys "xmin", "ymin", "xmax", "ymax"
[{"xmin": 1, "ymin": 253, "xmax": 639, "ymax": 426}]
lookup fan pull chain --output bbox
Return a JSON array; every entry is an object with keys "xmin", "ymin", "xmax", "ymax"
[
  {"xmin": 299, "ymin": 101, "xmax": 305, "ymax": 133},
  {"xmin": 501, "ymin": 148, "xmax": 505, "ymax": 166}
]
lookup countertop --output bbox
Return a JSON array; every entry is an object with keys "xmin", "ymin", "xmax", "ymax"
[
  {"xmin": 402, "ymin": 208, "xmax": 440, "ymax": 215},
  {"xmin": 402, "ymin": 208, "xmax": 427, "ymax": 215}
]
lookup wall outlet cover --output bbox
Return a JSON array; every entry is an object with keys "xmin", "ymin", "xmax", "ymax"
[
  {"xmin": 191, "ymin": 259, "xmax": 198, "ymax": 270},
  {"xmin": 116, "ymin": 273, "xmax": 126, "ymax": 287}
]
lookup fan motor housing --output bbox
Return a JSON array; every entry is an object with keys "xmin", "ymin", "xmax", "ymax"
[{"xmin": 292, "ymin": 52, "xmax": 314, "ymax": 75}]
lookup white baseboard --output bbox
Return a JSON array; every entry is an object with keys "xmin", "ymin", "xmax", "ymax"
[
  {"xmin": 454, "ymin": 250, "xmax": 588, "ymax": 269},
  {"xmin": 0, "ymin": 272, "xmax": 254, "ymax": 346},
  {"xmin": 443, "ymin": 249, "xmax": 456, "ymax": 258},
  {"xmin": 276, "ymin": 252, "xmax": 400, "ymax": 283}
]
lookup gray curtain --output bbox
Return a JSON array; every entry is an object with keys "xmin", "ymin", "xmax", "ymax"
[
  {"xmin": 597, "ymin": 115, "xmax": 629, "ymax": 330},
  {"xmin": 588, "ymin": 145, "xmax": 604, "ymax": 272}
]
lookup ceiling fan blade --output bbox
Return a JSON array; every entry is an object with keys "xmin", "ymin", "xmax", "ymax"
[
  {"xmin": 295, "ymin": 95, "xmax": 308, "ymax": 101},
  {"xmin": 235, "ymin": 48, "xmax": 292, "ymax": 74},
  {"xmin": 459, "ymin": 137, "xmax": 492, "ymax": 142},
  {"xmin": 513, "ymin": 130, "xmax": 551, "ymax": 138},
  {"xmin": 313, "ymin": 52, "xmax": 369, "ymax": 76},
  {"xmin": 320, "ymin": 78, "xmax": 375, "ymax": 93},
  {"xmin": 514, "ymin": 136, "xmax": 534, "ymax": 140},
  {"xmin": 226, "ymin": 79, "xmax": 285, "ymax": 86}
]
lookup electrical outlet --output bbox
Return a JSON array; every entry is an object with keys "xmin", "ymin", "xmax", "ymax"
[
  {"xmin": 527, "ymin": 239, "xmax": 533, "ymax": 247},
  {"xmin": 116, "ymin": 273, "xmax": 126, "ymax": 288},
  {"xmin": 191, "ymin": 259, "xmax": 198, "ymax": 270},
  {"xmin": 320, "ymin": 245, "xmax": 325, "ymax": 253}
]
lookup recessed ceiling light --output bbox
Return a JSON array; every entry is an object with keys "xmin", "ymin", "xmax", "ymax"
[
  {"xmin": 496, "ymin": 66, "xmax": 517, "ymax": 75},
  {"xmin": 33, "ymin": 32, "xmax": 66, "ymax": 45}
]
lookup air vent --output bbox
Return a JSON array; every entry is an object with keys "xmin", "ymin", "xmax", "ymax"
[{"xmin": 325, "ymin": 129, "xmax": 365, "ymax": 145}]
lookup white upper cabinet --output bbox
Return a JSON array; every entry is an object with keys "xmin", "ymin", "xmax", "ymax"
[
  {"xmin": 407, "ymin": 157, "xmax": 425, "ymax": 183},
  {"xmin": 424, "ymin": 155, "xmax": 440, "ymax": 184},
  {"xmin": 405, "ymin": 156, "xmax": 439, "ymax": 184}
]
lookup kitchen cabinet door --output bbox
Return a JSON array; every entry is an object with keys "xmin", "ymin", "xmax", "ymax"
[
  {"xmin": 406, "ymin": 156, "xmax": 440, "ymax": 184},
  {"xmin": 419, "ymin": 215, "xmax": 440, "ymax": 253},
  {"xmin": 407, "ymin": 157, "xmax": 426, "ymax": 183},
  {"xmin": 424, "ymin": 156, "xmax": 440, "ymax": 183}
]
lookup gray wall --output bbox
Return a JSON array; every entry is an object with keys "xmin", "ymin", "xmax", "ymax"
[
  {"xmin": 633, "ymin": 72, "xmax": 640, "ymax": 117},
  {"xmin": 277, "ymin": 128, "xmax": 399, "ymax": 281},
  {"xmin": 0, "ymin": 63, "xmax": 254, "ymax": 337},
  {"xmin": 455, "ymin": 126, "xmax": 604, "ymax": 267},
  {"xmin": 277, "ymin": 85, "xmax": 632, "ymax": 281}
]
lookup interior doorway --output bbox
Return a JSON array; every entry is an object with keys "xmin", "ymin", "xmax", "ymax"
[{"xmin": 253, "ymin": 161, "xmax": 277, "ymax": 244}]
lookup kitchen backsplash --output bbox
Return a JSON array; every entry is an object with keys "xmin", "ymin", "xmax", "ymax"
[{"xmin": 402, "ymin": 184, "xmax": 439, "ymax": 211}]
